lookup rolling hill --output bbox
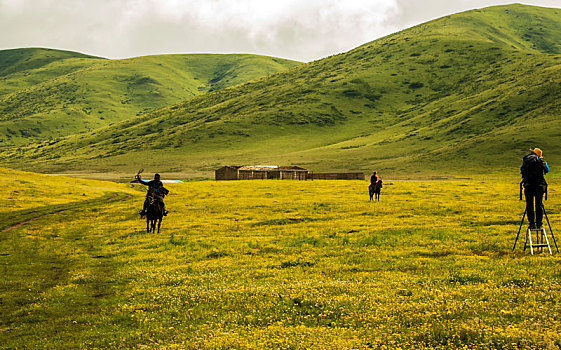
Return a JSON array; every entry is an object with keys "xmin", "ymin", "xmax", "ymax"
[
  {"xmin": 0, "ymin": 49, "xmax": 301, "ymax": 144},
  {"xmin": 3, "ymin": 4, "xmax": 561, "ymax": 178},
  {"xmin": 0, "ymin": 48, "xmax": 104, "ymax": 96}
]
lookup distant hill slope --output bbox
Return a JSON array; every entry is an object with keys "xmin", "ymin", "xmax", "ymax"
[
  {"xmin": 3, "ymin": 4, "xmax": 561, "ymax": 177},
  {"xmin": 0, "ymin": 49, "xmax": 301, "ymax": 144},
  {"xmin": 0, "ymin": 48, "xmax": 103, "ymax": 95}
]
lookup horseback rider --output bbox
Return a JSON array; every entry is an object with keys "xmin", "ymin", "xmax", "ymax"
[
  {"xmin": 521, "ymin": 148, "xmax": 549, "ymax": 229},
  {"xmin": 137, "ymin": 173, "xmax": 169, "ymax": 217},
  {"xmin": 370, "ymin": 171, "xmax": 379, "ymax": 186}
]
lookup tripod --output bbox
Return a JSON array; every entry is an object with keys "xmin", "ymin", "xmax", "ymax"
[{"xmin": 513, "ymin": 204, "xmax": 559, "ymax": 253}]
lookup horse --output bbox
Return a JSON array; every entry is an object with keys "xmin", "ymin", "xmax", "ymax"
[
  {"xmin": 130, "ymin": 170, "xmax": 166, "ymax": 233},
  {"xmin": 369, "ymin": 180, "xmax": 383, "ymax": 202},
  {"xmin": 146, "ymin": 195, "xmax": 164, "ymax": 233}
]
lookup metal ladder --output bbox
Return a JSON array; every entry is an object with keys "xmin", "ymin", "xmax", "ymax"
[
  {"xmin": 524, "ymin": 227, "xmax": 552, "ymax": 255},
  {"xmin": 513, "ymin": 204, "xmax": 559, "ymax": 254}
]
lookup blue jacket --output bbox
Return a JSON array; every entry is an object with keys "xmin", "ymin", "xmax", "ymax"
[{"xmin": 139, "ymin": 179, "xmax": 169, "ymax": 196}]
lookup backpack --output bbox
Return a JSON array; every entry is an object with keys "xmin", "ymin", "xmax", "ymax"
[{"xmin": 521, "ymin": 154, "xmax": 545, "ymax": 185}]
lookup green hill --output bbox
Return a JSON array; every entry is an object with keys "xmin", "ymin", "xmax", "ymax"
[
  {"xmin": 0, "ymin": 49, "xmax": 301, "ymax": 144},
  {"xmin": 0, "ymin": 48, "xmax": 103, "ymax": 96},
  {"xmin": 3, "ymin": 4, "xmax": 561, "ymax": 177}
]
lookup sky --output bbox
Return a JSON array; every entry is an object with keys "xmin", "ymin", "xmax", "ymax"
[{"xmin": 1, "ymin": 0, "xmax": 561, "ymax": 62}]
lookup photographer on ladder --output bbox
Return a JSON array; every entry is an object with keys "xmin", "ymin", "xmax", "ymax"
[{"xmin": 521, "ymin": 148, "xmax": 549, "ymax": 229}]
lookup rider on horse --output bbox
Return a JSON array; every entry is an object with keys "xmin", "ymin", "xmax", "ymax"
[
  {"xmin": 370, "ymin": 171, "xmax": 379, "ymax": 187},
  {"xmin": 137, "ymin": 173, "xmax": 169, "ymax": 217},
  {"xmin": 369, "ymin": 171, "xmax": 383, "ymax": 201}
]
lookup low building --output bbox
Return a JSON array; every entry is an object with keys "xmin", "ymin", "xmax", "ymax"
[
  {"xmin": 215, "ymin": 165, "xmax": 308, "ymax": 180},
  {"xmin": 215, "ymin": 165, "xmax": 365, "ymax": 181},
  {"xmin": 215, "ymin": 166, "xmax": 242, "ymax": 180}
]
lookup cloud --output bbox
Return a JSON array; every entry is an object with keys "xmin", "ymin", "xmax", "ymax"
[
  {"xmin": 0, "ymin": 0, "xmax": 399, "ymax": 61},
  {"xmin": 0, "ymin": 0, "xmax": 560, "ymax": 61},
  {"xmin": 110, "ymin": 0, "xmax": 402, "ymax": 61}
]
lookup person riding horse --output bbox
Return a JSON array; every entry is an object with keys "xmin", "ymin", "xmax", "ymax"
[
  {"xmin": 137, "ymin": 173, "xmax": 169, "ymax": 217},
  {"xmin": 369, "ymin": 171, "xmax": 383, "ymax": 201},
  {"xmin": 370, "ymin": 171, "xmax": 379, "ymax": 186}
]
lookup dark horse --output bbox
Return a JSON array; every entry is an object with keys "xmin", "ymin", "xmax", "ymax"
[
  {"xmin": 131, "ymin": 169, "xmax": 166, "ymax": 233},
  {"xmin": 369, "ymin": 180, "xmax": 383, "ymax": 202},
  {"xmin": 146, "ymin": 195, "xmax": 164, "ymax": 233}
]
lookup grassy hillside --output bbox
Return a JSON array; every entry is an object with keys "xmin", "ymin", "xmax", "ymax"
[
  {"xmin": 3, "ymin": 4, "xmax": 561, "ymax": 177},
  {"xmin": 3, "ymin": 169, "xmax": 561, "ymax": 348},
  {"xmin": 0, "ymin": 49, "xmax": 301, "ymax": 144},
  {"xmin": 0, "ymin": 48, "xmax": 103, "ymax": 96}
]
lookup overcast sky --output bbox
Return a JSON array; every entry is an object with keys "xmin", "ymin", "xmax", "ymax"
[{"xmin": 1, "ymin": 0, "xmax": 560, "ymax": 62}]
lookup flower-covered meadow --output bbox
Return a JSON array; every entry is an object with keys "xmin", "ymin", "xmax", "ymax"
[{"xmin": 2, "ymin": 169, "xmax": 561, "ymax": 349}]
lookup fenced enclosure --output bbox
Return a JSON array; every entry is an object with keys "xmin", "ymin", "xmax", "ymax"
[{"xmin": 215, "ymin": 165, "xmax": 364, "ymax": 181}]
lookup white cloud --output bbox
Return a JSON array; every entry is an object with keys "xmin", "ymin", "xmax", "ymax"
[
  {"xmin": 0, "ymin": 0, "xmax": 560, "ymax": 61},
  {"xmin": 112, "ymin": 0, "xmax": 400, "ymax": 60}
]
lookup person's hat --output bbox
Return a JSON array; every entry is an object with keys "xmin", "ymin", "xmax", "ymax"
[{"xmin": 530, "ymin": 148, "xmax": 543, "ymax": 157}]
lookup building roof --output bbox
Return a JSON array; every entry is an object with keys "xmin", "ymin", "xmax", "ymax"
[
  {"xmin": 237, "ymin": 165, "xmax": 308, "ymax": 172},
  {"xmin": 217, "ymin": 165, "xmax": 243, "ymax": 170},
  {"xmin": 277, "ymin": 166, "xmax": 308, "ymax": 171}
]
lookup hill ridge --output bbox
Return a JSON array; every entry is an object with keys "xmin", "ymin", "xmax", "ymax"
[
  {"xmin": 0, "ymin": 49, "xmax": 301, "ymax": 143},
  {"xmin": 2, "ymin": 4, "xmax": 561, "ymax": 177}
]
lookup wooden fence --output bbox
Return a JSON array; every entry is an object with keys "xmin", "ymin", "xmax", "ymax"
[{"xmin": 308, "ymin": 173, "xmax": 365, "ymax": 180}]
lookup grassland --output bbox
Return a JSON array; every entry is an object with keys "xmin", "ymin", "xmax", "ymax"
[
  {"xmin": 4, "ymin": 4, "xmax": 561, "ymax": 178},
  {"xmin": 0, "ymin": 48, "xmax": 301, "ymax": 144},
  {"xmin": 2, "ymin": 167, "xmax": 561, "ymax": 348}
]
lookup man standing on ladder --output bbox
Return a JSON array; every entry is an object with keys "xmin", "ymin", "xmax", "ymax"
[{"xmin": 521, "ymin": 148, "xmax": 549, "ymax": 229}]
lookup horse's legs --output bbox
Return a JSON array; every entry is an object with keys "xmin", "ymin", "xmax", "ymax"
[
  {"xmin": 157, "ymin": 218, "xmax": 162, "ymax": 233},
  {"xmin": 147, "ymin": 218, "xmax": 150, "ymax": 232}
]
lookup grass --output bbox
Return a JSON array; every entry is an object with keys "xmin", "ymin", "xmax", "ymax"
[
  {"xmin": 4, "ymin": 4, "xmax": 561, "ymax": 177},
  {"xmin": 0, "ymin": 49, "xmax": 301, "ymax": 144},
  {"xmin": 0, "ymin": 48, "xmax": 102, "ymax": 95},
  {"xmin": 2, "ymin": 167, "xmax": 561, "ymax": 348}
]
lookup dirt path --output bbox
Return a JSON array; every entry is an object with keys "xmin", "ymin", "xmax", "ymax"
[
  {"xmin": 2, "ymin": 192, "xmax": 133, "ymax": 233},
  {"xmin": 113, "ymin": 194, "xmax": 133, "ymax": 202}
]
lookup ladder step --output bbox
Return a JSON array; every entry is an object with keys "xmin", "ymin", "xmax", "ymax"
[{"xmin": 529, "ymin": 244, "xmax": 550, "ymax": 248}]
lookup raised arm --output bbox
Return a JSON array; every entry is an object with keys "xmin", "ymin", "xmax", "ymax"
[{"xmin": 134, "ymin": 175, "xmax": 150, "ymax": 185}]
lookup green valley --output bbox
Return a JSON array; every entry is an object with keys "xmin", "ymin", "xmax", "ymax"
[
  {"xmin": 5, "ymin": 4, "xmax": 561, "ymax": 349},
  {"xmin": 0, "ymin": 48, "xmax": 301, "ymax": 144},
  {"xmin": 2, "ymin": 4, "xmax": 561, "ymax": 178}
]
